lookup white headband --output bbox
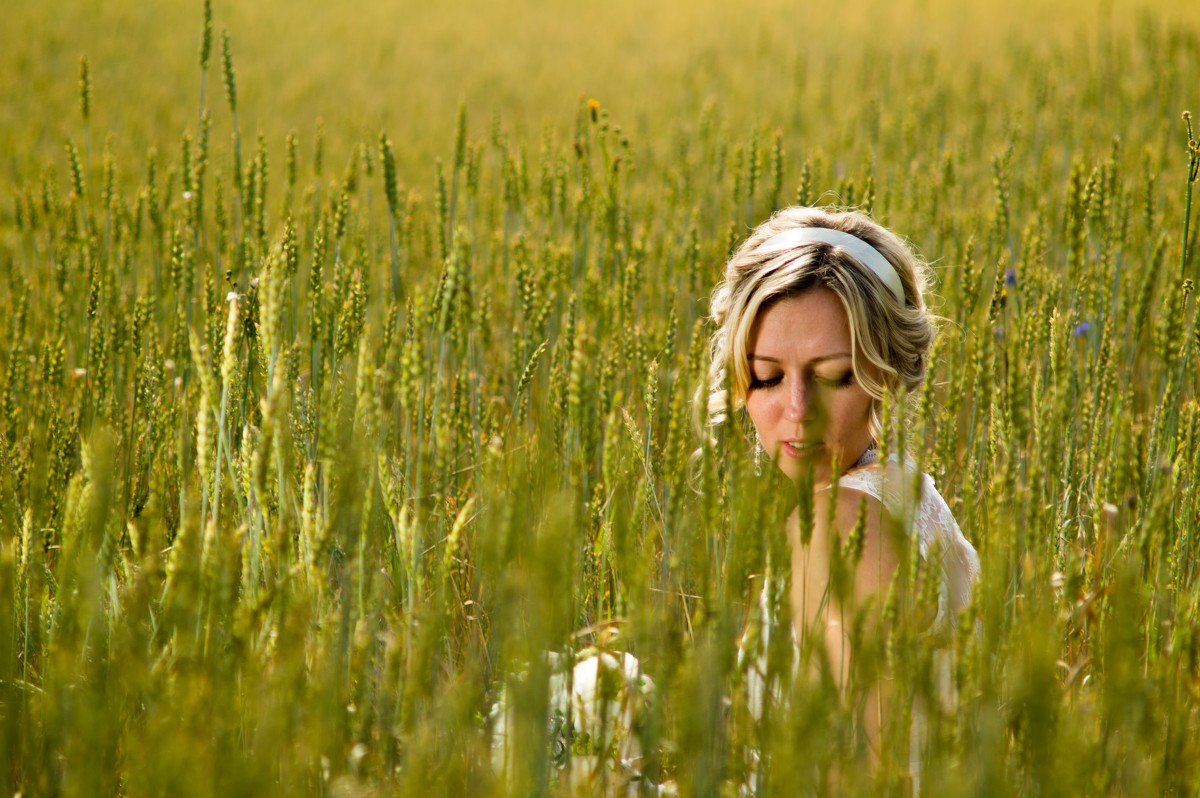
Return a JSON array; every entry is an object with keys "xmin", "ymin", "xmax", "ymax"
[{"xmin": 757, "ymin": 227, "xmax": 906, "ymax": 305}]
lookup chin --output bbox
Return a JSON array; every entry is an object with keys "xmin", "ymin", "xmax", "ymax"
[{"xmin": 776, "ymin": 457, "xmax": 830, "ymax": 485}]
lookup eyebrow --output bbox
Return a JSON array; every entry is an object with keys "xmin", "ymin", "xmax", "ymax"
[{"xmin": 747, "ymin": 353, "xmax": 852, "ymax": 365}]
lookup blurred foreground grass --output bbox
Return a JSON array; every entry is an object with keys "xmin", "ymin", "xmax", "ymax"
[{"xmin": 3, "ymin": 0, "xmax": 1200, "ymax": 795}]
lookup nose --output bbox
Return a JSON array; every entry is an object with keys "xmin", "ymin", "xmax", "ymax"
[{"xmin": 783, "ymin": 375, "xmax": 811, "ymax": 423}]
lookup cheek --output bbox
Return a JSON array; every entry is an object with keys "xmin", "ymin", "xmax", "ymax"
[
  {"xmin": 831, "ymin": 390, "xmax": 874, "ymax": 432},
  {"xmin": 743, "ymin": 394, "xmax": 776, "ymax": 434}
]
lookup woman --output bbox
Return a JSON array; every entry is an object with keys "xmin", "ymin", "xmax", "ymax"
[{"xmin": 702, "ymin": 206, "xmax": 980, "ymax": 776}]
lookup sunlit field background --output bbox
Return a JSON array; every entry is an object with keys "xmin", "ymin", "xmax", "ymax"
[{"xmin": 3, "ymin": 0, "xmax": 1200, "ymax": 794}]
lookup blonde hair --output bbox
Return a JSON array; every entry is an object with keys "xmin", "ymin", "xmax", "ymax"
[{"xmin": 700, "ymin": 206, "xmax": 935, "ymax": 443}]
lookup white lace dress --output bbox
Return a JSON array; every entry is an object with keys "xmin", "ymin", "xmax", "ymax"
[
  {"xmin": 738, "ymin": 450, "xmax": 980, "ymax": 789},
  {"xmin": 833, "ymin": 450, "xmax": 981, "ymax": 632}
]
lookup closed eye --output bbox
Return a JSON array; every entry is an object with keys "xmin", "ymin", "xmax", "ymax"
[
  {"xmin": 816, "ymin": 371, "xmax": 855, "ymax": 389},
  {"xmin": 748, "ymin": 374, "xmax": 782, "ymax": 390}
]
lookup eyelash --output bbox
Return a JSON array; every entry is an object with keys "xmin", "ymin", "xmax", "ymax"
[
  {"xmin": 823, "ymin": 372, "xmax": 856, "ymax": 389},
  {"xmin": 748, "ymin": 372, "xmax": 855, "ymax": 391},
  {"xmin": 749, "ymin": 375, "xmax": 782, "ymax": 390}
]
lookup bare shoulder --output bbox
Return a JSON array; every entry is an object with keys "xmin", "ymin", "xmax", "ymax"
[
  {"xmin": 785, "ymin": 484, "xmax": 887, "ymax": 540},
  {"xmin": 817, "ymin": 484, "xmax": 887, "ymax": 540},
  {"xmin": 817, "ymin": 485, "xmax": 899, "ymax": 602}
]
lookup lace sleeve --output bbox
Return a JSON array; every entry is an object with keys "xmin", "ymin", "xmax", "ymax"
[{"xmin": 823, "ymin": 464, "xmax": 980, "ymax": 629}]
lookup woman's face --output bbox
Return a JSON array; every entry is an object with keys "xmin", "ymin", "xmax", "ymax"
[{"xmin": 743, "ymin": 288, "xmax": 875, "ymax": 485}]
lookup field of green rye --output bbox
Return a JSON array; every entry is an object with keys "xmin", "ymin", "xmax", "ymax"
[{"xmin": 4, "ymin": 0, "xmax": 1200, "ymax": 794}]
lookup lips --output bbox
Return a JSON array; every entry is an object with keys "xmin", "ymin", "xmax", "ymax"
[{"xmin": 780, "ymin": 440, "xmax": 820, "ymax": 459}]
